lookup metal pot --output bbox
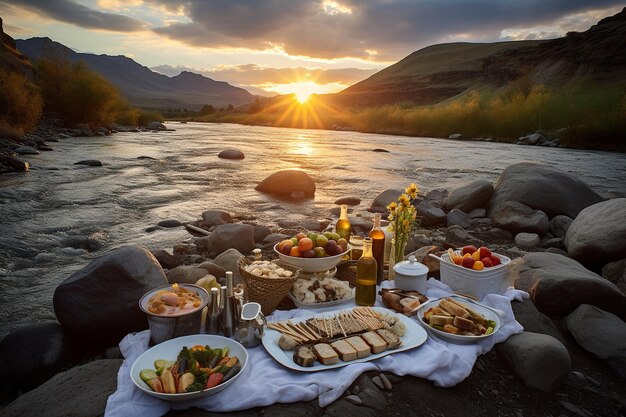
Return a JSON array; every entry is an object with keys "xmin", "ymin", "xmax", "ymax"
[
  {"xmin": 139, "ymin": 284, "xmax": 209, "ymax": 345},
  {"xmin": 393, "ymin": 255, "xmax": 429, "ymax": 293},
  {"xmin": 234, "ymin": 302, "xmax": 266, "ymax": 347}
]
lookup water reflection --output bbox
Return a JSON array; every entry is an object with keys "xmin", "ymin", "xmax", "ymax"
[{"xmin": 288, "ymin": 133, "xmax": 315, "ymax": 155}]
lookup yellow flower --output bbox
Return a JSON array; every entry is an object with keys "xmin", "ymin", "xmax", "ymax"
[
  {"xmin": 387, "ymin": 201, "xmax": 397, "ymax": 212},
  {"xmin": 405, "ymin": 183, "xmax": 418, "ymax": 199},
  {"xmin": 399, "ymin": 194, "xmax": 410, "ymax": 207}
]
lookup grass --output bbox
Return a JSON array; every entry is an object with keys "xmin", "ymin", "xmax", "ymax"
[{"xmin": 183, "ymin": 82, "xmax": 626, "ymax": 151}]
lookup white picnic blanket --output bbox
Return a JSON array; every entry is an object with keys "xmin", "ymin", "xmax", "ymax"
[{"xmin": 105, "ymin": 278, "xmax": 527, "ymax": 417}]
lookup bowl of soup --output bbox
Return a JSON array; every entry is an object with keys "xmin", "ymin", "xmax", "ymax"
[{"xmin": 139, "ymin": 283, "xmax": 209, "ymax": 345}]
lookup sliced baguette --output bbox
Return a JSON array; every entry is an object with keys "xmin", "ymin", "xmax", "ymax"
[
  {"xmin": 447, "ymin": 298, "xmax": 488, "ymax": 326},
  {"xmin": 443, "ymin": 324, "xmax": 465, "ymax": 335},
  {"xmin": 313, "ymin": 343, "xmax": 339, "ymax": 365},
  {"xmin": 452, "ymin": 316, "xmax": 475, "ymax": 331},
  {"xmin": 376, "ymin": 329, "xmax": 402, "ymax": 349},
  {"xmin": 330, "ymin": 340, "xmax": 358, "ymax": 362},
  {"xmin": 430, "ymin": 315, "xmax": 454, "ymax": 326},
  {"xmin": 345, "ymin": 336, "xmax": 372, "ymax": 359},
  {"xmin": 362, "ymin": 331, "xmax": 388, "ymax": 353},
  {"xmin": 439, "ymin": 299, "xmax": 470, "ymax": 318}
]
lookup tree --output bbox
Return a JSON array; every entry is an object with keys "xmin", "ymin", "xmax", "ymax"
[{"xmin": 200, "ymin": 104, "xmax": 216, "ymax": 115}]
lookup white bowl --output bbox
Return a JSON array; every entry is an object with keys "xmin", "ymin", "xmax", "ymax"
[
  {"xmin": 130, "ymin": 334, "xmax": 248, "ymax": 402},
  {"xmin": 273, "ymin": 243, "xmax": 350, "ymax": 272},
  {"xmin": 439, "ymin": 250, "xmax": 512, "ymax": 300},
  {"xmin": 415, "ymin": 296, "xmax": 501, "ymax": 343}
]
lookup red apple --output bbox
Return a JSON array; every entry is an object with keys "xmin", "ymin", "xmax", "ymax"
[
  {"xmin": 461, "ymin": 257, "xmax": 475, "ymax": 269},
  {"xmin": 490, "ymin": 255, "xmax": 501, "ymax": 266},
  {"xmin": 481, "ymin": 257, "xmax": 494, "ymax": 268},
  {"xmin": 462, "ymin": 245, "xmax": 477, "ymax": 255},
  {"xmin": 478, "ymin": 246, "xmax": 492, "ymax": 258}
]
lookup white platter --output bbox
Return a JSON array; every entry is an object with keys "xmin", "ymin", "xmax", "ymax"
[
  {"xmin": 415, "ymin": 296, "xmax": 501, "ymax": 343},
  {"xmin": 274, "ymin": 243, "xmax": 350, "ymax": 272},
  {"xmin": 287, "ymin": 289, "xmax": 355, "ymax": 309},
  {"xmin": 262, "ymin": 306, "xmax": 427, "ymax": 372},
  {"xmin": 130, "ymin": 335, "xmax": 248, "ymax": 402}
]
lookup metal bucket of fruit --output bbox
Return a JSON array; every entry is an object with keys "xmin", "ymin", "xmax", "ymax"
[{"xmin": 139, "ymin": 283, "xmax": 209, "ymax": 345}]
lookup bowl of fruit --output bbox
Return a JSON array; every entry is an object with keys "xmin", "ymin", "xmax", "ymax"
[
  {"xmin": 438, "ymin": 245, "xmax": 512, "ymax": 300},
  {"xmin": 274, "ymin": 231, "xmax": 350, "ymax": 272}
]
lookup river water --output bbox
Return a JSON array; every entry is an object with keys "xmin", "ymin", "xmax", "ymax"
[{"xmin": 1, "ymin": 122, "xmax": 625, "ymax": 338}]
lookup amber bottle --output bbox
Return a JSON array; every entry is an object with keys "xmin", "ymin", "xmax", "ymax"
[
  {"xmin": 355, "ymin": 237, "xmax": 377, "ymax": 306},
  {"xmin": 335, "ymin": 204, "xmax": 352, "ymax": 241},
  {"xmin": 369, "ymin": 213, "xmax": 385, "ymax": 284}
]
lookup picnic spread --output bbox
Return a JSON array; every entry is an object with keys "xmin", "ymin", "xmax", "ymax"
[{"xmin": 104, "ymin": 189, "xmax": 528, "ymax": 416}]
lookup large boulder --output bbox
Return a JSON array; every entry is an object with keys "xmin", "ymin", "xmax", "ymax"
[
  {"xmin": 602, "ymin": 259, "xmax": 626, "ymax": 294},
  {"xmin": 206, "ymin": 223, "xmax": 255, "ymax": 256},
  {"xmin": 0, "ymin": 322, "xmax": 80, "ymax": 393},
  {"xmin": 165, "ymin": 265, "xmax": 212, "ymax": 284},
  {"xmin": 488, "ymin": 163, "xmax": 604, "ymax": 218},
  {"xmin": 549, "ymin": 215, "xmax": 573, "ymax": 239},
  {"xmin": 212, "ymin": 248, "xmax": 245, "ymax": 286},
  {"xmin": 369, "ymin": 189, "xmax": 402, "ymax": 213},
  {"xmin": 490, "ymin": 201, "xmax": 549, "ymax": 235},
  {"xmin": 512, "ymin": 252, "xmax": 626, "ymax": 318},
  {"xmin": 444, "ymin": 180, "xmax": 494, "ymax": 212},
  {"xmin": 255, "ymin": 169, "xmax": 315, "ymax": 198},
  {"xmin": 415, "ymin": 200, "xmax": 446, "ymax": 227},
  {"xmin": 146, "ymin": 121, "xmax": 166, "ymax": 130},
  {"xmin": 53, "ymin": 246, "xmax": 168, "ymax": 348},
  {"xmin": 564, "ymin": 198, "xmax": 626, "ymax": 267},
  {"xmin": 564, "ymin": 304, "xmax": 626, "ymax": 378},
  {"xmin": 496, "ymin": 331, "xmax": 570, "ymax": 392},
  {"xmin": 510, "ymin": 299, "xmax": 566, "ymax": 344},
  {"xmin": 0, "ymin": 359, "xmax": 122, "ymax": 417}
]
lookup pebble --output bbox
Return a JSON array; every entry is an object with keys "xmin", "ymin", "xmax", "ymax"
[
  {"xmin": 371, "ymin": 376, "xmax": 384, "ymax": 390},
  {"xmin": 379, "ymin": 373, "xmax": 392, "ymax": 390},
  {"xmin": 344, "ymin": 394, "xmax": 363, "ymax": 406},
  {"xmin": 561, "ymin": 401, "xmax": 590, "ymax": 417}
]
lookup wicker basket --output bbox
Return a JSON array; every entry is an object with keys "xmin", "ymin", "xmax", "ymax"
[{"xmin": 238, "ymin": 258, "xmax": 300, "ymax": 315}]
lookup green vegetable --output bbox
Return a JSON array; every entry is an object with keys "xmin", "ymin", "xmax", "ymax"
[
  {"xmin": 154, "ymin": 359, "xmax": 172, "ymax": 370},
  {"xmin": 221, "ymin": 347, "xmax": 230, "ymax": 357},
  {"xmin": 485, "ymin": 326, "xmax": 494, "ymax": 335},
  {"xmin": 140, "ymin": 369, "xmax": 158, "ymax": 383},
  {"xmin": 432, "ymin": 324, "xmax": 444, "ymax": 331},
  {"xmin": 486, "ymin": 320, "xmax": 496, "ymax": 328},
  {"xmin": 185, "ymin": 381, "xmax": 204, "ymax": 393},
  {"xmin": 191, "ymin": 346, "xmax": 214, "ymax": 368},
  {"xmin": 222, "ymin": 365, "xmax": 241, "ymax": 382}
]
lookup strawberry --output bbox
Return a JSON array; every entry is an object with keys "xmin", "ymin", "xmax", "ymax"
[
  {"xmin": 481, "ymin": 257, "xmax": 494, "ymax": 268},
  {"xmin": 478, "ymin": 246, "xmax": 492, "ymax": 258},
  {"xmin": 490, "ymin": 255, "xmax": 501, "ymax": 266}
]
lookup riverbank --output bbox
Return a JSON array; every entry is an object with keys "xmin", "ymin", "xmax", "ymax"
[{"xmin": 1, "ymin": 161, "xmax": 624, "ymax": 416}]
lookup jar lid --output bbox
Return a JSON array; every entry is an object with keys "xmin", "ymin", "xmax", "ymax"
[
  {"xmin": 393, "ymin": 255, "xmax": 429, "ymax": 276},
  {"xmin": 349, "ymin": 235, "xmax": 364, "ymax": 245}
]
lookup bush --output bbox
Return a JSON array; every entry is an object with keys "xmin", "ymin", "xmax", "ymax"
[
  {"xmin": 0, "ymin": 68, "xmax": 43, "ymax": 136},
  {"xmin": 36, "ymin": 58, "xmax": 123, "ymax": 127}
]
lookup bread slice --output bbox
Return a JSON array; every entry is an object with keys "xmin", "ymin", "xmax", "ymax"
[
  {"xmin": 293, "ymin": 345, "xmax": 316, "ymax": 367},
  {"xmin": 313, "ymin": 343, "xmax": 339, "ymax": 365},
  {"xmin": 361, "ymin": 331, "xmax": 388, "ymax": 353},
  {"xmin": 439, "ymin": 299, "xmax": 470, "ymax": 318},
  {"xmin": 431, "ymin": 306, "xmax": 452, "ymax": 316},
  {"xmin": 452, "ymin": 316, "xmax": 475, "ymax": 331},
  {"xmin": 443, "ymin": 324, "xmax": 465, "ymax": 335},
  {"xmin": 330, "ymin": 340, "xmax": 358, "ymax": 362},
  {"xmin": 345, "ymin": 336, "xmax": 371, "ymax": 359},
  {"xmin": 376, "ymin": 329, "xmax": 402, "ymax": 349},
  {"xmin": 430, "ymin": 315, "xmax": 454, "ymax": 326},
  {"xmin": 447, "ymin": 299, "xmax": 488, "ymax": 326}
]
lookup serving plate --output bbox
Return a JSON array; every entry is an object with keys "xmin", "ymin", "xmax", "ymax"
[
  {"xmin": 262, "ymin": 306, "xmax": 427, "ymax": 372},
  {"xmin": 415, "ymin": 296, "xmax": 501, "ymax": 343},
  {"xmin": 274, "ymin": 243, "xmax": 350, "ymax": 272},
  {"xmin": 130, "ymin": 335, "xmax": 248, "ymax": 402}
]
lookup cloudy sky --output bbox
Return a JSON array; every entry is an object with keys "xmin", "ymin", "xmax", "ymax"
[{"xmin": 1, "ymin": 0, "xmax": 623, "ymax": 96}]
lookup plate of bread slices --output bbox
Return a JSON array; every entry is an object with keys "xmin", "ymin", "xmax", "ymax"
[
  {"xmin": 416, "ymin": 296, "xmax": 501, "ymax": 343},
  {"xmin": 263, "ymin": 306, "xmax": 427, "ymax": 371}
]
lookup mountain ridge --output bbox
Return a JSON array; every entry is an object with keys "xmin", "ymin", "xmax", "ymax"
[{"xmin": 15, "ymin": 37, "xmax": 255, "ymax": 111}]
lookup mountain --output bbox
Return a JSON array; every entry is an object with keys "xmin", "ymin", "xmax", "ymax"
[
  {"xmin": 333, "ymin": 7, "xmax": 626, "ymax": 107},
  {"xmin": 15, "ymin": 37, "xmax": 255, "ymax": 110},
  {"xmin": 0, "ymin": 17, "xmax": 33, "ymax": 77}
]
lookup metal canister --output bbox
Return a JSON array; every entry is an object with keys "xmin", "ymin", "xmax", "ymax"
[{"xmin": 234, "ymin": 302, "xmax": 266, "ymax": 347}]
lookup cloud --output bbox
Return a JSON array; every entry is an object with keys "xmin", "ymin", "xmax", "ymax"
[
  {"xmin": 6, "ymin": 0, "xmax": 145, "ymax": 32},
  {"xmin": 151, "ymin": 63, "xmax": 377, "ymax": 92},
  {"xmin": 150, "ymin": 0, "xmax": 625, "ymax": 60}
]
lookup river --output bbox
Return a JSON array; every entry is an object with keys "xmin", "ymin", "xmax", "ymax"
[{"xmin": 1, "ymin": 122, "xmax": 625, "ymax": 338}]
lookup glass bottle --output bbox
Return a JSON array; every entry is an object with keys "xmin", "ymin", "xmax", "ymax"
[
  {"xmin": 335, "ymin": 204, "xmax": 352, "ymax": 241},
  {"xmin": 369, "ymin": 213, "xmax": 385, "ymax": 284},
  {"xmin": 388, "ymin": 238, "xmax": 396, "ymax": 280},
  {"xmin": 355, "ymin": 237, "xmax": 377, "ymax": 306},
  {"xmin": 349, "ymin": 235, "xmax": 364, "ymax": 260}
]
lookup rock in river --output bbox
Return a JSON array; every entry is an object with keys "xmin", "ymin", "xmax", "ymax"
[
  {"xmin": 444, "ymin": 180, "xmax": 494, "ymax": 213},
  {"xmin": 488, "ymin": 162, "xmax": 604, "ymax": 218},
  {"xmin": 53, "ymin": 246, "xmax": 168, "ymax": 348},
  {"xmin": 490, "ymin": 201, "xmax": 549, "ymax": 235},
  {"xmin": 564, "ymin": 198, "xmax": 626, "ymax": 267},
  {"xmin": 218, "ymin": 148, "xmax": 245, "ymax": 159},
  {"xmin": 206, "ymin": 223, "xmax": 255, "ymax": 256},
  {"xmin": 202, "ymin": 210, "xmax": 233, "ymax": 227},
  {"xmin": 255, "ymin": 169, "xmax": 315, "ymax": 198},
  {"xmin": 74, "ymin": 160, "xmax": 103, "ymax": 167},
  {"xmin": 369, "ymin": 189, "xmax": 402, "ymax": 213},
  {"xmin": 157, "ymin": 219, "xmax": 182, "ymax": 228},
  {"xmin": 14, "ymin": 146, "xmax": 39, "ymax": 155}
]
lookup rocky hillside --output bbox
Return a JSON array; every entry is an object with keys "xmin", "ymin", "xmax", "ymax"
[
  {"xmin": 16, "ymin": 37, "xmax": 255, "ymax": 110},
  {"xmin": 333, "ymin": 7, "xmax": 626, "ymax": 107},
  {"xmin": 0, "ymin": 17, "xmax": 33, "ymax": 76}
]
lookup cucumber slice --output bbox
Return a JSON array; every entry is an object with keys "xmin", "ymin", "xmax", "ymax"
[
  {"xmin": 140, "ymin": 369, "xmax": 158, "ymax": 383},
  {"xmin": 221, "ymin": 347, "xmax": 230, "ymax": 357},
  {"xmin": 154, "ymin": 360, "xmax": 174, "ymax": 375}
]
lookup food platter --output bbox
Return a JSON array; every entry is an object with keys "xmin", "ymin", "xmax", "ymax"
[
  {"xmin": 415, "ymin": 296, "xmax": 501, "ymax": 343},
  {"xmin": 288, "ymin": 276, "xmax": 355, "ymax": 309},
  {"xmin": 287, "ymin": 289, "xmax": 355, "ymax": 309},
  {"xmin": 262, "ymin": 306, "xmax": 427, "ymax": 372},
  {"xmin": 130, "ymin": 335, "xmax": 248, "ymax": 402}
]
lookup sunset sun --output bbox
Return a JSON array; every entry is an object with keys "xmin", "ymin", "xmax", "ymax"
[{"xmin": 295, "ymin": 91, "xmax": 312, "ymax": 103}]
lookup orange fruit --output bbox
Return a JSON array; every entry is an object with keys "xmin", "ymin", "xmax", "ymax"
[
  {"xmin": 295, "ymin": 232, "xmax": 307, "ymax": 241},
  {"xmin": 472, "ymin": 261, "xmax": 484, "ymax": 270},
  {"xmin": 451, "ymin": 254, "xmax": 463, "ymax": 265},
  {"xmin": 463, "ymin": 253, "xmax": 472, "ymax": 258},
  {"xmin": 298, "ymin": 237, "xmax": 313, "ymax": 252},
  {"xmin": 289, "ymin": 246, "xmax": 301, "ymax": 257},
  {"xmin": 472, "ymin": 251, "xmax": 481, "ymax": 261}
]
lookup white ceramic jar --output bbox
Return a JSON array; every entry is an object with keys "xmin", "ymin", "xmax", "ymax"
[{"xmin": 393, "ymin": 255, "xmax": 429, "ymax": 293}]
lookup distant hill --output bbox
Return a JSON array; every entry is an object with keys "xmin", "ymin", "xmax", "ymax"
[
  {"xmin": 332, "ymin": 7, "xmax": 626, "ymax": 107},
  {"xmin": 0, "ymin": 17, "xmax": 33, "ymax": 77},
  {"xmin": 16, "ymin": 37, "xmax": 255, "ymax": 110}
]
